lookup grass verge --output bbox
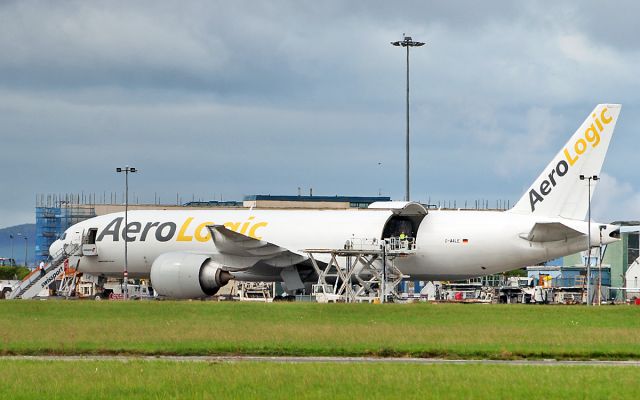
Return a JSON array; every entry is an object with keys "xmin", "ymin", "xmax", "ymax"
[
  {"xmin": 1, "ymin": 301, "xmax": 639, "ymax": 359},
  {"xmin": 1, "ymin": 360, "xmax": 639, "ymax": 399}
]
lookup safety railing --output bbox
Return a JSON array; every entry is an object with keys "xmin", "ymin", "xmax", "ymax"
[{"xmin": 384, "ymin": 237, "xmax": 416, "ymax": 253}]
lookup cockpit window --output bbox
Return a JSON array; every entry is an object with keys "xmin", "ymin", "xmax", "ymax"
[{"xmin": 60, "ymin": 233, "xmax": 67, "ymax": 240}]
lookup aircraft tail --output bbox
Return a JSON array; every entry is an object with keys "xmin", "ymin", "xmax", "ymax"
[{"xmin": 510, "ymin": 104, "xmax": 621, "ymax": 220}]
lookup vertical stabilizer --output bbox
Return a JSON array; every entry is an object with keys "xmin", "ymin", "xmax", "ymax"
[{"xmin": 510, "ymin": 104, "xmax": 621, "ymax": 220}]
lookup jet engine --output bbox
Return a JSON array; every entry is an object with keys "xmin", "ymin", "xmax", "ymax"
[{"xmin": 150, "ymin": 252, "xmax": 233, "ymax": 299}]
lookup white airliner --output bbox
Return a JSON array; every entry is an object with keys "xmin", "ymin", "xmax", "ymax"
[{"xmin": 50, "ymin": 104, "xmax": 622, "ymax": 298}]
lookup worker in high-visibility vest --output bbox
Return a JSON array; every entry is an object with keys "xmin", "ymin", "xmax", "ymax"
[{"xmin": 399, "ymin": 233, "xmax": 407, "ymax": 250}]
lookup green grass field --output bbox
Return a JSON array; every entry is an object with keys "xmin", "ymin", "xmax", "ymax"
[
  {"xmin": 1, "ymin": 301, "xmax": 639, "ymax": 359},
  {"xmin": 1, "ymin": 360, "xmax": 639, "ymax": 399}
]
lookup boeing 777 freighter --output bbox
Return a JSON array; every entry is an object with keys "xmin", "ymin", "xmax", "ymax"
[{"xmin": 50, "ymin": 104, "xmax": 622, "ymax": 298}]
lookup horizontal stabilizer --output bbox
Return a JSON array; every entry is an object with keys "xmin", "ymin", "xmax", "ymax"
[{"xmin": 520, "ymin": 222, "xmax": 584, "ymax": 242}]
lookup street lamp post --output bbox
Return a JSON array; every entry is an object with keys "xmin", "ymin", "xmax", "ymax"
[
  {"xmin": 16, "ymin": 233, "xmax": 27, "ymax": 267},
  {"xmin": 580, "ymin": 174, "xmax": 599, "ymax": 306},
  {"xmin": 116, "ymin": 166, "xmax": 137, "ymax": 300},
  {"xmin": 391, "ymin": 34, "xmax": 425, "ymax": 202},
  {"xmin": 23, "ymin": 236, "xmax": 28, "ymax": 268},
  {"xmin": 9, "ymin": 234, "xmax": 14, "ymax": 262},
  {"xmin": 377, "ymin": 162, "xmax": 383, "ymax": 196},
  {"xmin": 598, "ymin": 225, "xmax": 606, "ymax": 306}
]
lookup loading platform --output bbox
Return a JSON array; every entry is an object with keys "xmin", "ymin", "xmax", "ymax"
[{"xmin": 304, "ymin": 237, "xmax": 415, "ymax": 303}]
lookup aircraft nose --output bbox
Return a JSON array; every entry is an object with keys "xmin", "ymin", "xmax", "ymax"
[{"xmin": 49, "ymin": 239, "xmax": 63, "ymax": 257}]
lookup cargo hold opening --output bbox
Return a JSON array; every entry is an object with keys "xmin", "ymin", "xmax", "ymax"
[
  {"xmin": 376, "ymin": 202, "xmax": 428, "ymax": 240},
  {"xmin": 382, "ymin": 216, "xmax": 422, "ymax": 239}
]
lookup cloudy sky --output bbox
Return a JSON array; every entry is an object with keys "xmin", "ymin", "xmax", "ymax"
[{"xmin": 1, "ymin": 0, "xmax": 639, "ymax": 228}]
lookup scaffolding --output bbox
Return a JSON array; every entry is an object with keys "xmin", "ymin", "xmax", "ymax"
[
  {"xmin": 35, "ymin": 194, "xmax": 96, "ymax": 261},
  {"xmin": 35, "ymin": 206, "xmax": 61, "ymax": 262}
]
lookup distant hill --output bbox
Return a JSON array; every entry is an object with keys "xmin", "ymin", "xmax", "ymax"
[{"xmin": 0, "ymin": 224, "xmax": 36, "ymax": 266}]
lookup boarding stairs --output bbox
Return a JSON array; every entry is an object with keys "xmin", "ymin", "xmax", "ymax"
[
  {"xmin": 58, "ymin": 265, "xmax": 82, "ymax": 299},
  {"xmin": 7, "ymin": 243, "xmax": 81, "ymax": 300}
]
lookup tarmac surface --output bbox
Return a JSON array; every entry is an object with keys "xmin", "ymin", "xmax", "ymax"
[{"xmin": 3, "ymin": 355, "xmax": 640, "ymax": 366}]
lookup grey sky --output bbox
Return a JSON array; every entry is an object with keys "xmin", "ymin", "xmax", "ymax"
[{"xmin": 1, "ymin": 0, "xmax": 639, "ymax": 227}]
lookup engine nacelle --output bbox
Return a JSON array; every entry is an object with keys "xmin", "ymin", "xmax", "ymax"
[{"xmin": 150, "ymin": 252, "xmax": 233, "ymax": 299}]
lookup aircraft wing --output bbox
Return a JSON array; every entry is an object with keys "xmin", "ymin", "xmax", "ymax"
[
  {"xmin": 206, "ymin": 224, "xmax": 307, "ymax": 268},
  {"xmin": 520, "ymin": 222, "xmax": 584, "ymax": 242}
]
